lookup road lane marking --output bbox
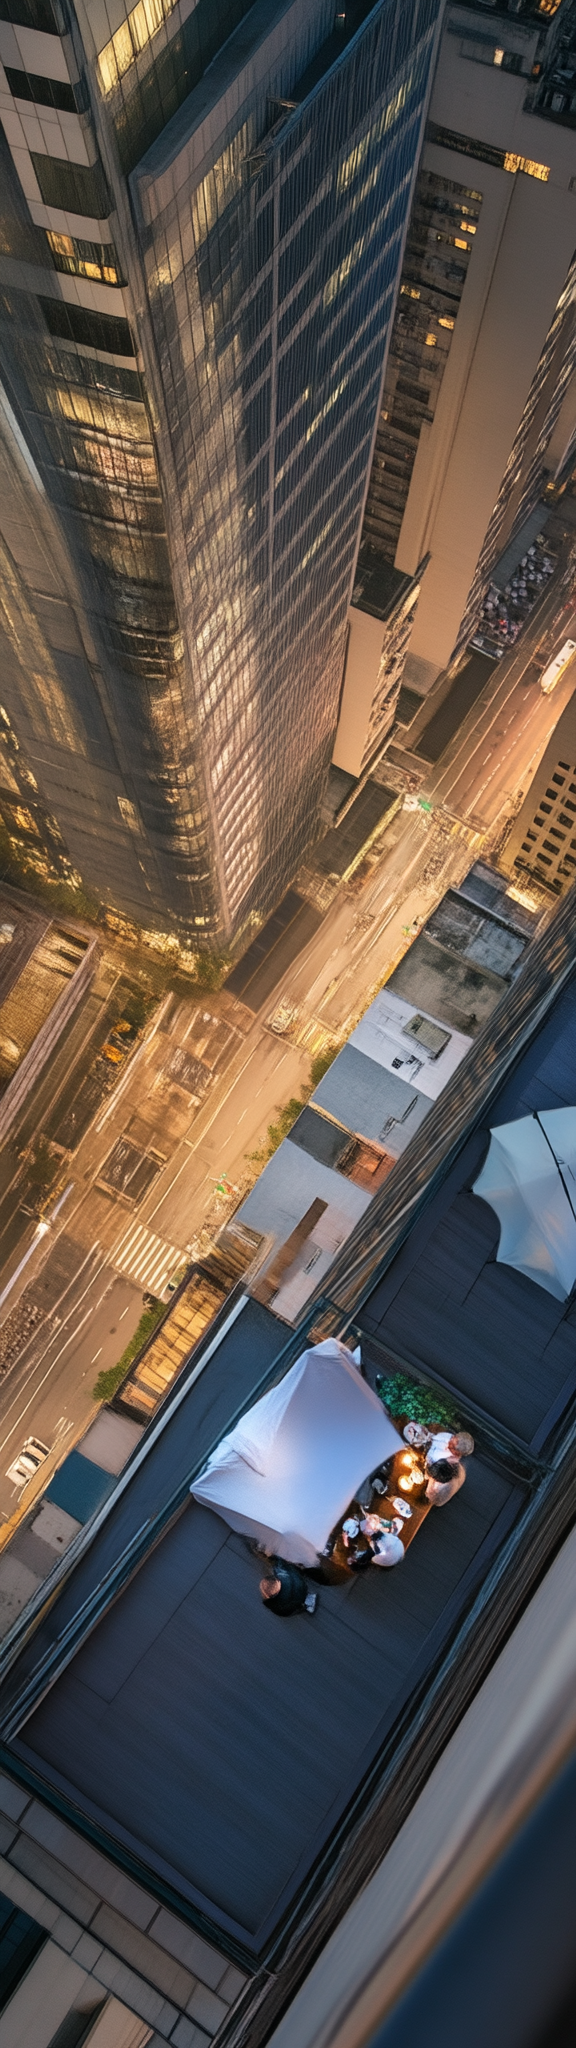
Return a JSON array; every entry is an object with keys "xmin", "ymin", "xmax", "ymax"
[
  {"xmin": 0, "ymin": 1250, "xmax": 112, "ymax": 1432},
  {"xmin": 111, "ymin": 1223, "xmax": 181, "ymax": 1292},
  {"xmin": 90, "ymin": 1349, "xmax": 102, "ymax": 1364},
  {"xmin": 0, "ymin": 1305, "xmax": 96, "ymax": 1456}
]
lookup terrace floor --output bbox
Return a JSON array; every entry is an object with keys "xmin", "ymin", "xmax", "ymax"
[
  {"xmin": 8, "ymin": 968, "xmax": 576, "ymax": 1956},
  {"xmin": 359, "ymin": 971, "xmax": 576, "ymax": 1454},
  {"xmin": 14, "ymin": 1448, "xmax": 518, "ymax": 1948}
]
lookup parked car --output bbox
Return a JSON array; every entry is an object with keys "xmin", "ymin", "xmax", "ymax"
[{"xmin": 6, "ymin": 1437, "xmax": 49, "ymax": 1488}]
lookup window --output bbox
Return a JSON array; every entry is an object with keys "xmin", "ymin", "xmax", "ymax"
[
  {"xmin": 47, "ymin": 232, "xmax": 122, "ymax": 286},
  {"xmin": 0, "ymin": 0, "xmax": 56, "ymax": 26},
  {"xmin": 97, "ymin": 0, "xmax": 177, "ymax": 93},
  {"xmin": 39, "ymin": 298, "xmax": 135, "ymax": 358},
  {"xmin": 31, "ymin": 154, "xmax": 111, "ymax": 219},
  {"xmin": 0, "ymin": 1893, "xmax": 45, "ymax": 2011},
  {"xmin": 503, "ymin": 151, "xmax": 549, "ymax": 181},
  {"xmin": 427, "ymin": 122, "xmax": 549, "ymax": 182},
  {"xmin": 4, "ymin": 66, "xmax": 76, "ymax": 112}
]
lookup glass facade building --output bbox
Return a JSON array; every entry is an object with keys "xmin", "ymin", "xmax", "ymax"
[{"xmin": 0, "ymin": 0, "xmax": 442, "ymax": 943}]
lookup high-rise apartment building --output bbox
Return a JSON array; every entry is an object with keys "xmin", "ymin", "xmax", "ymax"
[
  {"xmin": 504, "ymin": 664, "xmax": 576, "ymax": 894},
  {"xmin": 0, "ymin": 0, "xmax": 443, "ymax": 944},
  {"xmin": 333, "ymin": 0, "xmax": 576, "ymax": 773}
]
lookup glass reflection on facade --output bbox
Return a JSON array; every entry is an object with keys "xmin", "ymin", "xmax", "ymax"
[
  {"xmin": 0, "ymin": 0, "xmax": 442, "ymax": 941},
  {"xmin": 133, "ymin": 0, "xmax": 442, "ymax": 934}
]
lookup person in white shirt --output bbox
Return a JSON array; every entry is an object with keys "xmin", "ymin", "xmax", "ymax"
[
  {"xmin": 371, "ymin": 1532, "xmax": 405, "ymax": 1568},
  {"xmin": 426, "ymin": 1429, "xmax": 474, "ymax": 1465},
  {"xmin": 425, "ymin": 1457, "xmax": 466, "ymax": 1506}
]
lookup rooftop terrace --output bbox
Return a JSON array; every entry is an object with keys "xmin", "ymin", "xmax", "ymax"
[{"xmin": 2, "ymin": 936, "xmax": 576, "ymax": 1999}]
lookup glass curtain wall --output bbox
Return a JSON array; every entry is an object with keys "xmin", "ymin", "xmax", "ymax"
[
  {"xmin": 134, "ymin": 0, "xmax": 442, "ymax": 937},
  {"xmin": 0, "ymin": 0, "xmax": 441, "ymax": 941}
]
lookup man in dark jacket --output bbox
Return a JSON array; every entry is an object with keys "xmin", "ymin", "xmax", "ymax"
[{"xmin": 260, "ymin": 1560, "xmax": 309, "ymax": 1614}]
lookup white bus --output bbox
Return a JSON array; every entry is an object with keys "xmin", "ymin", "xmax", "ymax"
[{"xmin": 540, "ymin": 639, "xmax": 576, "ymax": 695}]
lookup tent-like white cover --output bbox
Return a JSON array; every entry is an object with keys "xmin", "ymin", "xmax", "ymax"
[
  {"xmin": 191, "ymin": 1339, "xmax": 403, "ymax": 1566},
  {"xmin": 473, "ymin": 1107, "xmax": 576, "ymax": 1301}
]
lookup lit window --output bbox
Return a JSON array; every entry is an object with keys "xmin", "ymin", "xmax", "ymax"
[
  {"xmin": 425, "ymin": 333, "xmax": 437, "ymax": 347},
  {"xmin": 503, "ymin": 152, "xmax": 549, "ymax": 181},
  {"xmin": 438, "ymin": 316, "xmax": 454, "ymax": 329},
  {"xmin": 98, "ymin": 0, "xmax": 177, "ymax": 93},
  {"xmin": 493, "ymin": 48, "xmax": 504, "ymax": 66},
  {"xmin": 12, "ymin": 806, "xmax": 38, "ymax": 835},
  {"xmin": 454, "ymin": 237, "xmax": 468, "ymax": 250},
  {"xmin": 47, "ymin": 230, "xmax": 120, "ymax": 284},
  {"xmin": 401, "ymin": 284, "xmax": 420, "ymax": 300},
  {"xmin": 461, "ymin": 220, "xmax": 476, "ymax": 233}
]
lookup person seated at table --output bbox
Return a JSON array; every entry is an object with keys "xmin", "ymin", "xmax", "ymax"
[
  {"xmin": 348, "ymin": 1540, "xmax": 373, "ymax": 1571},
  {"xmin": 372, "ymin": 1531, "xmax": 405, "ymax": 1568},
  {"xmin": 426, "ymin": 1428, "xmax": 474, "ymax": 1465},
  {"xmin": 260, "ymin": 1560, "xmax": 309, "ymax": 1615},
  {"xmin": 403, "ymin": 1421, "xmax": 432, "ymax": 1450},
  {"xmin": 425, "ymin": 1456, "xmax": 466, "ymax": 1506}
]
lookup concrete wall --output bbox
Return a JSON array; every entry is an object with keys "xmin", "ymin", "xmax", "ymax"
[
  {"xmin": 332, "ymin": 610, "xmax": 385, "ymax": 776},
  {"xmin": 504, "ymin": 689, "xmax": 576, "ymax": 876}
]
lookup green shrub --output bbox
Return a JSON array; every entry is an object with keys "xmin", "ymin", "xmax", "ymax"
[
  {"xmin": 376, "ymin": 1371, "xmax": 458, "ymax": 1430},
  {"xmin": 92, "ymin": 1299, "xmax": 165, "ymax": 1403},
  {"xmin": 309, "ymin": 1043, "xmax": 338, "ymax": 1089},
  {"xmin": 246, "ymin": 1043, "xmax": 341, "ymax": 1174},
  {"xmin": 248, "ymin": 1092, "xmax": 307, "ymax": 1167},
  {"xmin": 194, "ymin": 952, "xmax": 230, "ymax": 991}
]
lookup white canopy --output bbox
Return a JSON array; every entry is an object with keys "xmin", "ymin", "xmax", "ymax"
[
  {"xmin": 191, "ymin": 1338, "xmax": 403, "ymax": 1566},
  {"xmin": 473, "ymin": 1108, "xmax": 576, "ymax": 1302}
]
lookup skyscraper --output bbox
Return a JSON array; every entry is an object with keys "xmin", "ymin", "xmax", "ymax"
[
  {"xmin": 0, "ymin": 0, "xmax": 443, "ymax": 944},
  {"xmin": 333, "ymin": 0, "xmax": 576, "ymax": 775}
]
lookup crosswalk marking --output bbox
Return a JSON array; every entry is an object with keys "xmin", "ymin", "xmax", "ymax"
[{"xmin": 111, "ymin": 1220, "xmax": 183, "ymax": 1296}]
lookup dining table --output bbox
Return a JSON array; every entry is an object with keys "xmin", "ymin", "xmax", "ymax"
[{"xmin": 324, "ymin": 1432, "xmax": 431, "ymax": 1579}]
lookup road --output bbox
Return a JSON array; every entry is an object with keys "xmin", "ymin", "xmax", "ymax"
[
  {"xmin": 2, "ymin": 575, "xmax": 575, "ymax": 1482},
  {"xmin": 139, "ymin": 809, "xmax": 477, "ymax": 1253},
  {"xmin": 0, "ymin": 1255, "xmax": 142, "ymax": 1524},
  {"xmin": 429, "ymin": 583, "xmax": 576, "ymax": 826}
]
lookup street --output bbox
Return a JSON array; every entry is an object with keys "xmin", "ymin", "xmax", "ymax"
[
  {"xmin": 0, "ymin": 1255, "xmax": 142, "ymax": 1525},
  {"xmin": 429, "ymin": 583, "xmax": 576, "ymax": 825},
  {"xmin": 1, "ymin": 577, "xmax": 575, "ymax": 1503}
]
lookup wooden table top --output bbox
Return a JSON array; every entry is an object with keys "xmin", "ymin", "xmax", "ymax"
[{"xmin": 326, "ymin": 1447, "xmax": 430, "ymax": 1577}]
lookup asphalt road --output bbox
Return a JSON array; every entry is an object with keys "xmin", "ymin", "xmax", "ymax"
[
  {"xmin": 430, "ymin": 589, "xmax": 576, "ymax": 825},
  {"xmin": 138, "ymin": 810, "xmax": 474, "ymax": 1254},
  {"xmin": 0, "ymin": 1255, "xmax": 142, "ymax": 1523},
  {"xmin": 2, "ymin": 588, "xmax": 575, "ymax": 1483},
  {"xmin": 141, "ymin": 1025, "xmax": 310, "ymax": 1249}
]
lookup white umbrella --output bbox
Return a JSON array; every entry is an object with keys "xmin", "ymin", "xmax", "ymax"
[
  {"xmin": 472, "ymin": 1108, "xmax": 576, "ymax": 1301},
  {"xmin": 191, "ymin": 1339, "xmax": 403, "ymax": 1566}
]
